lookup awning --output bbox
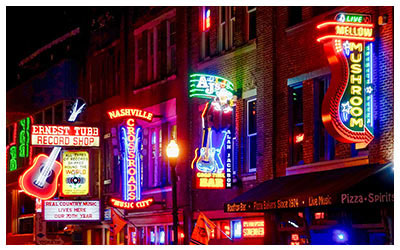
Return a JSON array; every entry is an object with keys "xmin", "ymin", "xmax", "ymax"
[{"xmin": 224, "ymin": 163, "xmax": 393, "ymax": 213}]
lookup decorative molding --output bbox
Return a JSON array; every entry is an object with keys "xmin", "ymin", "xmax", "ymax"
[
  {"xmin": 286, "ymin": 155, "xmax": 369, "ymax": 176},
  {"xmin": 287, "ymin": 67, "xmax": 330, "ymax": 86}
]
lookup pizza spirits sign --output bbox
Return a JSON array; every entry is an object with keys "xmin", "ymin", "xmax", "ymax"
[{"xmin": 317, "ymin": 13, "xmax": 374, "ymax": 146}]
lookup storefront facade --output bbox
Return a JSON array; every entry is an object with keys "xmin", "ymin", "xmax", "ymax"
[{"xmin": 6, "ymin": 6, "xmax": 393, "ymax": 245}]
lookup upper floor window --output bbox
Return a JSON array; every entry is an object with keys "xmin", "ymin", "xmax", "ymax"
[
  {"xmin": 288, "ymin": 6, "xmax": 302, "ymax": 27},
  {"xmin": 247, "ymin": 98, "xmax": 257, "ymax": 172},
  {"xmin": 87, "ymin": 46, "xmax": 120, "ymax": 105},
  {"xmin": 289, "ymin": 83, "xmax": 303, "ymax": 166},
  {"xmin": 200, "ymin": 6, "xmax": 211, "ymax": 59},
  {"xmin": 135, "ymin": 12, "xmax": 176, "ymax": 87},
  {"xmin": 142, "ymin": 122, "xmax": 176, "ymax": 189},
  {"xmin": 247, "ymin": 6, "xmax": 256, "ymax": 41},
  {"xmin": 314, "ymin": 75, "xmax": 335, "ymax": 162},
  {"xmin": 218, "ymin": 6, "xmax": 235, "ymax": 52}
]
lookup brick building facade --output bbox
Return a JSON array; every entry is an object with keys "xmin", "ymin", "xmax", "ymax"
[{"xmin": 6, "ymin": 6, "xmax": 393, "ymax": 245}]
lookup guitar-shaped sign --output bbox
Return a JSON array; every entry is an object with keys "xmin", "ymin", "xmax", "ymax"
[
  {"xmin": 195, "ymin": 127, "xmax": 227, "ymax": 173},
  {"xmin": 19, "ymin": 99, "xmax": 86, "ymax": 200}
]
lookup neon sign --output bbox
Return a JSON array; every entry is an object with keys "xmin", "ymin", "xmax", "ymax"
[
  {"xmin": 109, "ymin": 197, "xmax": 154, "ymax": 210},
  {"xmin": 202, "ymin": 8, "xmax": 211, "ymax": 31},
  {"xmin": 31, "ymin": 125, "xmax": 100, "ymax": 147},
  {"xmin": 317, "ymin": 13, "xmax": 374, "ymax": 146},
  {"xmin": 192, "ymin": 103, "xmax": 233, "ymax": 189},
  {"xmin": 189, "ymin": 74, "xmax": 236, "ymax": 113},
  {"xmin": 7, "ymin": 117, "xmax": 33, "ymax": 171},
  {"xmin": 120, "ymin": 119, "xmax": 142, "ymax": 201},
  {"xmin": 242, "ymin": 220, "xmax": 264, "ymax": 238},
  {"xmin": 107, "ymin": 108, "xmax": 153, "ymax": 121}
]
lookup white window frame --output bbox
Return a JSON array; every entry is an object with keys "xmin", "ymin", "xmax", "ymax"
[
  {"xmin": 167, "ymin": 18, "xmax": 176, "ymax": 74},
  {"xmin": 218, "ymin": 6, "xmax": 235, "ymax": 52},
  {"xmin": 247, "ymin": 98, "xmax": 257, "ymax": 173}
]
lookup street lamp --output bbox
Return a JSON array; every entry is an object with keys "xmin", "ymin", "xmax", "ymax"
[{"xmin": 167, "ymin": 140, "xmax": 179, "ymax": 245}]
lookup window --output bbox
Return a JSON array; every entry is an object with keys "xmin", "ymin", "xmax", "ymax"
[
  {"xmin": 135, "ymin": 13, "xmax": 176, "ymax": 86},
  {"xmin": 167, "ymin": 19, "xmax": 176, "ymax": 74},
  {"xmin": 247, "ymin": 99, "xmax": 257, "ymax": 172},
  {"xmin": 17, "ymin": 192, "xmax": 35, "ymax": 234},
  {"xmin": 288, "ymin": 6, "xmax": 302, "ymax": 27},
  {"xmin": 87, "ymin": 47, "xmax": 120, "ymax": 104},
  {"xmin": 314, "ymin": 76, "xmax": 335, "ymax": 162},
  {"xmin": 289, "ymin": 83, "xmax": 303, "ymax": 166},
  {"xmin": 201, "ymin": 6, "xmax": 211, "ymax": 59},
  {"xmin": 143, "ymin": 122, "xmax": 176, "ymax": 189},
  {"xmin": 247, "ymin": 7, "xmax": 256, "ymax": 40},
  {"xmin": 218, "ymin": 7, "xmax": 235, "ymax": 52}
]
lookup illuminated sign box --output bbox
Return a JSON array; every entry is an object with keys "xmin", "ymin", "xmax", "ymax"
[
  {"xmin": 317, "ymin": 13, "xmax": 374, "ymax": 146},
  {"xmin": 242, "ymin": 220, "xmax": 264, "ymax": 238},
  {"xmin": 31, "ymin": 125, "xmax": 100, "ymax": 147},
  {"xmin": 43, "ymin": 200, "xmax": 100, "ymax": 221},
  {"xmin": 62, "ymin": 151, "xmax": 89, "ymax": 196}
]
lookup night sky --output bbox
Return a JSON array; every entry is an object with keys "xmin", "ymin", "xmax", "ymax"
[{"xmin": 6, "ymin": 7, "xmax": 88, "ymax": 91}]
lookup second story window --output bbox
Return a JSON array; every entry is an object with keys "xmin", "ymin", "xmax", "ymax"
[
  {"xmin": 247, "ymin": 98, "xmax": 257, "ymax": 172},
  {"xmin": 289, "ymin": 83, "xmax": 303, "ymax": 166},
  {"xmin": 314, "ymin": 76, "xmax": 335, "ymax": 162},
  {"xmin": 288, "ymin": 6, "xmax": 302, "ymax": 27},
  {"xmin": 219, "ymin": 6, "xmax": 235, "ymax": 52},
  {"xmin": 135, "ymin": 11, "xmax": 176, "ymax": 87},
  {"xmin": 201, "ymin": 6, "xmax": 211, "ymax": 59},
  {"xmin": 247, "ymin": 6, "xmax": 256, "ymax": 41}
]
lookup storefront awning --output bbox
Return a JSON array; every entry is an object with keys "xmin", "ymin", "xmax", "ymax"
[{"xmin": 225, "ymin": 163, "xmax": 393, "ymax": 213}]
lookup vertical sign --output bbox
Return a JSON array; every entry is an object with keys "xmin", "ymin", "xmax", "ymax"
[
  {"xmin": 225, "ymin": 127, "xmax": 233, "ymax": 188},
  {"xmin": 317, "ymin": 13, "xmax": 375, "ymax": 146},
  {"xmin": 62, "ymin": 151, "xmax": 89, "ymax": 196}
]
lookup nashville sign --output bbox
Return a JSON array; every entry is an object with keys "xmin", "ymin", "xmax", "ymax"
[{"xmin": 317, "ymin": 13, "xmax": 374, "ymax": 145}]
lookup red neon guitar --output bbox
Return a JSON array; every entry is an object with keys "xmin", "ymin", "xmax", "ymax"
[{"xmin": 19, "ymin": 99, "xmax": 86, "ymax": 200}]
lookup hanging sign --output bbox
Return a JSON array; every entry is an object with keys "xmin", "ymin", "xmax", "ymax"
[
  {"xmin": 109, "ymin": 197, "xmax": 154, "ymax": 210},
  {"xmin": 43, "ymin": 200, "xmax": 100, "ymax": 221},
  {"xmin": 31, "ymin": 125, "xmax": 100, "ymax": 147},
  {"xmin": 317, "ymin": 13, "xmax": 374, "ymax": 146},
  {"xmin": 192, "ymin": 103, "xmax": 233, "ymax": 189},
  {"xmin": 61, "ymin": 151, "xmax": 89, "ymax": 196},
  {"xmin": 107, "ymin": 108, "xmax": 154, "ymax": 208},
  {"xmin": 189, "ymin": 74, "xmax": 236, "ymax": 113},
  {"xmin": 6, "ymin": 117, "xmax": 33, "ymax": 171}
]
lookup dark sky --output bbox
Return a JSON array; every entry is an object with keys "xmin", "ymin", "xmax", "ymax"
[{"xmin": 6, "ymin": 7, "xmax": 88, "ymax": 91}]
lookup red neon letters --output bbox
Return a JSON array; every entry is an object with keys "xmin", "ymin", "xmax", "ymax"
[
  {"xmin": 107, "ymin": 108, "xmax": 153, "ymax": 121},
  {"xmin": 110, "ymin": 197, "xmax": 154, "ymax": 210}
]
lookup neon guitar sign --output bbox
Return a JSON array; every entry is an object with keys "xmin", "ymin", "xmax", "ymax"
[
  {"xmin": 317, "ymin": 13, "xmax": 374, "ymax": 146},
  {"xmin": 19, "ymin": 99, "xmax": 86, "ymax": 200}
]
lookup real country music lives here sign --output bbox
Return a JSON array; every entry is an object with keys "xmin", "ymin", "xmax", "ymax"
[
  {"xmin": 317, "ymin": 12, "xmax": 374, "ymax": 146},
  {"xmin": 31, "ymin": 125, "xmax": 100, "ymax": 147},
  {"xmin": 43, "ymin": 200, "xmax": 100, "ymax": 221}
]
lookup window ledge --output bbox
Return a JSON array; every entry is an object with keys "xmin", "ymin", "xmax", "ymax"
[
  {"xmin": 240, "ymin": 173, "xmax": 257, "ymax": 182},
  {"xmin": 142, "ymin": 185, "xmax": 172, "ymax": 195},
  {"xmin": 286, "ymin": 155, "xmax": 369, "ymax": 176},
  {"xmin": 196, "ymin": 41, "xmax": 256, "ymax": 71},
  {"xmin": 133, "ymin": 74, "xmax": 177, "ymax": 95}
]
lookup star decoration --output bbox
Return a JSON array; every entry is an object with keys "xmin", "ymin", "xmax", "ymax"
[
  {"xmin": 366, "ymin": 86, "xmax": 373, "ymax": 94},
  {"xmin": 341, "ymin": 101, "xmax": 352, "ymax": 122},
  {"xmin": 343, "ymin": 41, "xmax": 350, "ymax": 56}
]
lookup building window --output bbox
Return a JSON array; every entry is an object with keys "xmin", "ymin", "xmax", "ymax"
[
  {"xmin": 288, "ymin": 6, "xmax": 302, "ymax": 27},
  {"xmin": 201, "ymin": 6, "xmax": 211, "ymax": 59},
  {"xmin": 167, "ymin": 19, "xmax": 176, "ymax": 74},
  {"xmin": 247, "ymin": 6, "xmax": 256, "ymax": 41},
  {"xmin": 218, "ymin": 6, "xmax": 235, "ymax": 52},
  {"xmin": 17, "ymin": 192, "xmax": 35, "ymax": 234},
  {"xmin": 143, "ymin": 122, "xmax": 176, "ymax": 189},
  {"xmin": 289, "ymin": 83, "xmax": 303, "ymax": 166},
  {"xmin": 135, "ymin": 14, "xmax": 175, "ymax": 86},
  {"xmin": 247, "ymin": 98, "xmax": 257, "ymax": 172},
  {"xmin": 314, "ymin": 76, "xmax": 335, "ymax": 162}
]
